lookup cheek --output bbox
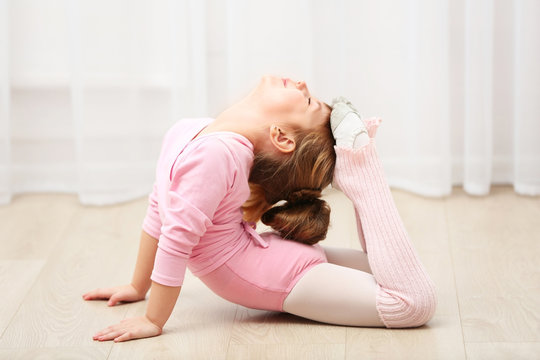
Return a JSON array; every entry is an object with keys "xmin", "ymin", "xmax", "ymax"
[
  {"xmin": 271, "ymin": 92, "xmax": 304, "ymax": 113},
  {"xmin": 257, "ymin": 90, "xmax": 306, "ymax": 124}
]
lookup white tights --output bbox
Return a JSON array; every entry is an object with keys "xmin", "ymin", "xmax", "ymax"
[{"xmin": 282, "ymin": 248, "xmax": 384, "ymax": 327}]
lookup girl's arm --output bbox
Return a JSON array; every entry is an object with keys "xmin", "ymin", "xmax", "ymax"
[
  {"xmin": 131, "ymin": 230, "xmax": 159, "ymax": 295},
  {"xmin": 146, "ymin": 281, "xmax": 182, "ymax": 328},
  {"xmin": 90, "ymin": 138, "xmax": 238, "ymax": 342}
]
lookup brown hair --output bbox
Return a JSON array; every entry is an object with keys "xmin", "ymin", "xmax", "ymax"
[{"xmin": 242, "ymin": 117, "xmax": 336, "ymax": 245}]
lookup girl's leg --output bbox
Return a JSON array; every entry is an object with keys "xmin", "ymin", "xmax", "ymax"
[
  {"xmin": 322, "ymin": 246, "xmax": 372, "ymax": 274},
  {"xmin": 283, "ymin": 262, "xmax": 384, "ymax": 326},
  {"xmin": 283, "ymin": 119, "xmax": 437, "ymax": 328}
]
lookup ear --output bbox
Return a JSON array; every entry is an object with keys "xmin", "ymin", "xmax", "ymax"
[{"xmin": 269, "ymin": 125, "xmax": 296, "ymax": 154}]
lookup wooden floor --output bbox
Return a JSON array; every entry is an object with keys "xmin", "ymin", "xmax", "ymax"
[{"xmin": 0, "ymin": 186, "xmax": 538, "ymax": 359}]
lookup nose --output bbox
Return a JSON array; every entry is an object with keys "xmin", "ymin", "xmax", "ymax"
[{"xmin": 295, "ymin": 81, "xmax": 310, "ymax": 97}]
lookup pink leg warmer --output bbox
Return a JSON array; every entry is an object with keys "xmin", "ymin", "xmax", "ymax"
[{"xmin": 332, "ymin": 119, "xmax": 437, "ymax": 328}]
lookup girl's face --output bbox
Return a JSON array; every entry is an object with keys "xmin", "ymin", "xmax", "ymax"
[{"xmin": 249, "ymin": 75, "xmax": 330, "ymax": 132}]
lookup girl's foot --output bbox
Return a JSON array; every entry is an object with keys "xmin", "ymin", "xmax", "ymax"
[{"xmin": 330, "ymin": 97, "xmax": 370, "ymax": 149}]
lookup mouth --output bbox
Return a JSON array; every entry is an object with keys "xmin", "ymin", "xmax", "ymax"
[{"xmin": 282, "ymin": 78, "xmax": 287, "ymax": 87}]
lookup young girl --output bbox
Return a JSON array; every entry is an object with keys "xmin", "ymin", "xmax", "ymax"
[{"xmin": 83, "ymin": 75, "xmax": 437, "ymax": 342}]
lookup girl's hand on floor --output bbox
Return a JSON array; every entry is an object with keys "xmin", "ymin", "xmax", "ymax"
[
  {"xmin": 82, "ymin": 284, "xmax": 146, "ymax": 306},
  {"xmin": 92, "ymin": 316, "xmax": 162, "ymax": 342}
]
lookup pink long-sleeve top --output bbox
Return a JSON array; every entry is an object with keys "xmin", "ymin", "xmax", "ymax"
[{"xmin": 142, "ymin": 118, "xmax": 269, "ymax": 287}]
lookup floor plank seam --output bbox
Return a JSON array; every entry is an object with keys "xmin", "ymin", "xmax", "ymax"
[
  {"xmin": 443, "ymin": 196, "xmax": 468, "ymax": 359},
  {"xmin": 224, "ymin": 305, "xmax": 239, "ymax": 358},
  {"xmin": 105, "ymin": 341, "xmax": 114, "ymax": 360}
]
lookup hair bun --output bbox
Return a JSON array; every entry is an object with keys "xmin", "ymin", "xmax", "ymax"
[
  {"xmin": 287, "ymin": 189, "xmax": 321, "ymax": 204},
  {"xmin": 261, "ymin": 188, "xmax": 330, "ymax": 245}
]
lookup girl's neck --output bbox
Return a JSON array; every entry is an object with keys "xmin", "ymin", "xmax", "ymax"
[{"xmin": 203, "ymin": 101, "xmax": 268, "ymax": 152}]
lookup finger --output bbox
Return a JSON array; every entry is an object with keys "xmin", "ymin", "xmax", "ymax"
[
  {"xmin": 83, "ymin": 289, "xmax": 101, "ymax": 299},
  {"xmin": 83, "ymin": 288, "xmax": 114, "ymax": 300},
  {"xmin": 96, "ymin": 329, "xmax": 124, "ymax": 342},
  {"xmin": 107, "ymin": 294, "xmax": 120, "ymax": 306},
  {"xmin": 113, "ymin": 331, "xmax": 133, "ymax": 342},
  {"xmin": 93, "ymin": 329, "xmax": 109, "ymax": 340},
  {"xmin": 93, "ymin": 325, "xmax": 117, "ymax": 339}
]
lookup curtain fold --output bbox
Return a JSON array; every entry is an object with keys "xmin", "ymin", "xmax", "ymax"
[
  {"xmin": 1, "ymin": 0, "xmax": 539, "ymax": 206},
  {"xmin": 464, "ymin": 0, "xmax": 493, "ymax": 195},
  {"xmin": 0, "ymin": 0, "xmax": 10, "ymax": 203},
  {"xmin": 513, "ymin": 0, "xmax": 540, "ymax": 195}
]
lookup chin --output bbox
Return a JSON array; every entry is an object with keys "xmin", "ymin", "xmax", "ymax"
[{"xmin": 260, "ymin": 75, "xmax": 282, "ymax": 84}]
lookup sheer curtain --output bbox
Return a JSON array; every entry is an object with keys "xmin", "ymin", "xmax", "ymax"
[{"xmin": 1, "ymin": 0, "xmax": 539, "ymax": 206}]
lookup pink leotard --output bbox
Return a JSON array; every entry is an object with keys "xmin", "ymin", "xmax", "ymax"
[{"xmin": 142, "ymin": 118, "xmax": 327, "ymax": 311}]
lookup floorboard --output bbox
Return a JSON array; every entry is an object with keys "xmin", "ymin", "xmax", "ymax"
[{"xmin": 0, "ymin": 187, "xmax": 537, "ymax": 359}]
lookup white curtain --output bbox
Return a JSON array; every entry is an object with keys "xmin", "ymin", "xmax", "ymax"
[{"xmin": 1, "ymin": 0, "xmax": 539, "ymax": 205}]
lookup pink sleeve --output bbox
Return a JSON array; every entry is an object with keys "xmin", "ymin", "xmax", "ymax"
[
  {"xmin": 150, "ymin": 139, "xmax": 236, "ymax": 287},
  {"xmin": 142, "ymin": 181, "xmax": 162, "ymax": 239}
]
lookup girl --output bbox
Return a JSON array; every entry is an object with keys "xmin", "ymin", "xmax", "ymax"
[{"xmin": 83, "ymin": 75, "xmax": 437, "ymax": 342}]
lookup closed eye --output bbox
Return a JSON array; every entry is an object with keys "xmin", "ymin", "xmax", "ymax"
[{"xmin": 308, "ymin": 97, "xmax": 311, "ymax": 105}]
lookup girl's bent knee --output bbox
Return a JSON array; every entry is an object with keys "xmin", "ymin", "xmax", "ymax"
[
  {"xmin": 394, "ymin": 300, "xmax": 436, "ymax": 328},
  {"xmin": 377, "ymin": 285, "xmax": 437, "ymax": 328}
]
